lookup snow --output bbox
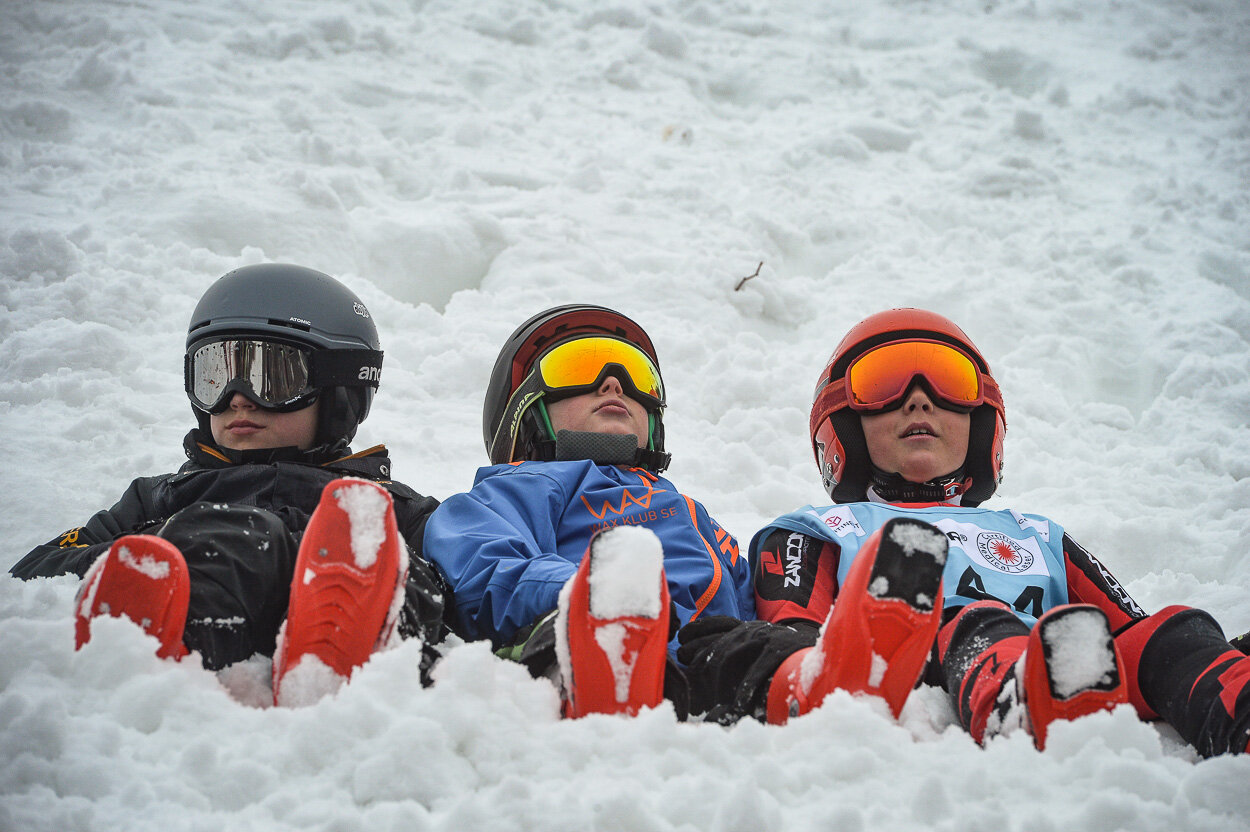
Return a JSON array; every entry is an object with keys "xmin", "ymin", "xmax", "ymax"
[
  {"xmin": 116, "ymin": 545, "xmax": 172, "ymax": 581},
  {"xmin": 1043, "ymin": 607, "xmax": 1120, "ymax": 700},
  {"xmin": 888, "ymin": 520, "xmax": 948, "ymax": 563},
  {"xmin": 3, "ymin": 0, "xmax": 1250, "ymax": 829},
  {"xmin": 272, "ymin": 652, "xmax": 346, "ymax": 710},
  {"xmin": 333, "ymin": 479, "xmax": 390, "ymax": 570},
  {"xmin": 589, "ymin": 526, "xmax": 665, "ymax": 619},
  {"xmin": 594, "ymin": 623, "xmax": 642, "ymax": 704}
]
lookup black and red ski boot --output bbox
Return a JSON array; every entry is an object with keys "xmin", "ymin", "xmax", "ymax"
[
  {"xmin": 766, "ymin": 517, "xmax": 947, "ymax": 723},
  {"xmin": 1019, "ymin": 604, "xmax": 1128, "ymax": 748},
  {"xmin": 947, "ymin": 602, "xmax": 1128, "ymax": 749},
  {"xmin": 1117, "ymin": 605, "xmax": 1250, "ymax": 757}
]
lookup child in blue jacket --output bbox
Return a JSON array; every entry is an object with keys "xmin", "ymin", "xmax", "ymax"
[{"xmin": 424, "ymin": 305, "xmax": 753, "ymax": 717}]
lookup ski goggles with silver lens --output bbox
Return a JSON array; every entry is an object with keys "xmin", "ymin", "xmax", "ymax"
[
  {"xmin": 186, "ymin": 339, "xmax": 319, "ymax": 414},
  {"xmin": 845, "ymin": 340, "xmax": 984, "ymax": 413},
  {"xmin": 535, "ymin": 336, "xmax": 665, "ymax": 407}
]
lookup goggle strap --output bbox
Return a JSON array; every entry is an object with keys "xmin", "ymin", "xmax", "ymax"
[
  {"xmin": 533, "ymin": 398, "xmax": 553, "ymax": 440},
  {"xmin": 309, "ymin": 349, "xmax": 384, "ymax": 389},
  {"xmin": 489, "ymin": 372, "xmax": 546, "ymax": 463},
  {"xmin": 981, "ymin": 375, "xmax": 1004, "ymax": 415}
]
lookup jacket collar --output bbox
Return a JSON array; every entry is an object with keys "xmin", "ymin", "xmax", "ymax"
[{"xmin": 181, "ymin": 429, "xmax": 392, "ymax": 478}]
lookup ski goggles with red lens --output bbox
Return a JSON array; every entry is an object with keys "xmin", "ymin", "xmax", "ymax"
[
  {"xmin": 844, "ymin": 340, "xmax": 989, "ymax": 413},
  {"xmin": 534, "ymin": 336, "xmax": 665, "ymax": 407},
  {"xmin": 185, "ymin": 338, "xmax": 382, "ymax": 414}
]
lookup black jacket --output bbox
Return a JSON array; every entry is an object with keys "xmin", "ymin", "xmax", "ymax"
[{"xmin": 11, "ymin": 430, "xmax": 447, "ymax": 646}]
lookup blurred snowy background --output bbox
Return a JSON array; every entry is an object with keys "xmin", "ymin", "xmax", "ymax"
[{"xmin": 2, "ymin": 1, "xmax": 1249, "ymax": 830}]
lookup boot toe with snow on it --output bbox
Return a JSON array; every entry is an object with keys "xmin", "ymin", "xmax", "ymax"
[
  {"xmin": 1020, "ymin": 604, "xmax": 1128, "ymax": 750},
  {"xmin": 767, "ymin": 517, "xmax": 947, "ymax": 724},
  {"xmin": 558, "ymin": 525, "xmax": 670, "ymax": 719},
  {"xmin": 272, "ymin": 478, "xmax": 408, "ymax": 707},
  {"xmin": 74, "ymin": 534, "xmax": 191, "ymax": 660}
]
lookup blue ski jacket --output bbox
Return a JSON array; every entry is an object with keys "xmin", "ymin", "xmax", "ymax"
[{"xmin": 424, "ymin": 460, "xmax": 754, "ymax": 648}]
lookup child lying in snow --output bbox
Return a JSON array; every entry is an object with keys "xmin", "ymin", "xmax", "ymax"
[
  {"xmin": 676, "ymin": 308, "xmax": 1250, "ymax": 757},
  {"xmin": 11, "ymin": 264, "xmax": 446, "ymax": 706},
  {"xmin": 422, "ymin": 304, "xmax": 754, "ymax": 717}
]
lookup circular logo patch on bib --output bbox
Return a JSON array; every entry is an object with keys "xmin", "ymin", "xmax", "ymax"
[{"xmin": 977, "ymin": 533, "xmax": 1034, "ymax": 573}]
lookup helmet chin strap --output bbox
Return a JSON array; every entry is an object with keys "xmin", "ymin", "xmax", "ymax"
[
  {"xmin": 526, "ymin": 399, "xmax": 672, "ymax": 473},
  {"xmin": 868, "ymin": 464, "xmax": 967, "ymax": 504}
]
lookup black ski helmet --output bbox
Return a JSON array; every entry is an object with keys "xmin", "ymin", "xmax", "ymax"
[
  {"xmin": 810, "ymin": 308, "xmax": 1006, "ymax": 505},
  {"xmin": 482, "ymin": 304, "xmax": 671, "ymax": 472},
  {"xmin": 185, "ymin": 263, "xmax": 383, "ymax": 450}
]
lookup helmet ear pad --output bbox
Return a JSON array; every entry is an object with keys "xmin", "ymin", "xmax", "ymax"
[
  {"xmin": 516, "ymin": 403, "xmax": 555, "ymax": 462},
  {"xmin": 960, "ymin": 404, "xmax": 1004, "ymax": 506},
  {"xmin": 320, "ymin": 386, "xmax": 372, "ymax": 448},
  {"xmin": 193, "ymin": 405, "xmax": 212, "ymax": 439},
  {"xmin": 821, "ymin": 409, "xmax": 871, "ymax": 502}
]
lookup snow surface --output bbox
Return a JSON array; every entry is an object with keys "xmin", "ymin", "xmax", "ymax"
[
  {"xmin": 116, "ymin": 544, "xmax": 172, "ymax": 582},
  {"xmin": 333, "ymin": 479, "xmax": 391, "ymax": 570},
  {"xmin": 3, "ymin": 0, "xmax": 1250, "ymax": 829},
  {"xmin": 1042, "ymin": 607, "xmax": 1119, "ymax": 700},
  {"xmin": 589, "ymin": 526, "xmax": 665, "ymax": 619}
]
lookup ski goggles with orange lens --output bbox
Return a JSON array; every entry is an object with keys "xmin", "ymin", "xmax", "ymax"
[
  {"xmin": 845, "ymin": 340, "xmax": 984, "ymax": 412},
  {"xmin": 535, "ymin": 336, "xmax": 665, "ymax": 406}
]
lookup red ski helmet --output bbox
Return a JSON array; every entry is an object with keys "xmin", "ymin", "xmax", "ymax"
[
  {"xmin": 810, "ymin": 308, "xmax": 1006, "ymax": 505},
  {"xmin": 482, "ymin": 304, "xmax": 670, "ymax": 472}
]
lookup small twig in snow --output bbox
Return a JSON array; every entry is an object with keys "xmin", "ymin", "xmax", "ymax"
[{"xmin": 734, "ymin": 262, "xmax": 763, "ymax": 291}]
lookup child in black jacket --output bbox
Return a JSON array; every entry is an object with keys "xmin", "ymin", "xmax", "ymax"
[{"xmin": 11, "ymin": 264, "xmax": 445, "ymax": 705}]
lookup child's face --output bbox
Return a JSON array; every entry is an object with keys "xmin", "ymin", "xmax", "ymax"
[
  {"xmin": 545, "ymin": 374, "xmax": 650, "ymax": 448},
  {"xmin": 860, "ymin": 385, "xmax": 970, "ymax": 485},
  {"xmin": 210, "ymin": 393, "xmax": 320, "ymax": 451}
]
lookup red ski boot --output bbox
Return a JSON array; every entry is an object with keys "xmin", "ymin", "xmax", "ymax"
[
  {"xmin": 558, "ymin": 526, "xmax": 670, "ymax": 718},
  {"xmin": 1019, "ymin": 604, "xmax": 1128, "ymax": 749},
  {"xmin": 74, "ymin": 535, "xmax": 190, "ymax": 660},
  {"xmin": 273, "ymin": 478, "xmax": 408, "ymax": 707},
  {"xmin": 767, "ymin": 517, "xmax": 947, "ymax": 724}
]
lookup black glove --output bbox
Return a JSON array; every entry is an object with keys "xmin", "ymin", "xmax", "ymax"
[{"xmin": 676, "ymin": 616, "xmax": 818, "ymax": 724}]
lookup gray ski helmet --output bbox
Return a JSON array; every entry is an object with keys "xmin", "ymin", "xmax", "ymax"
[{"xmin": 185, "ymin": 263, "xmax": 383, "ymax": 449}]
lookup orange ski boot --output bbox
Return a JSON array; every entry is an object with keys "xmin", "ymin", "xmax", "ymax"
[
  {"xmin": 558, "ymin": 526, "xmax": 670, "ymax": 718},
  {"xmin": 767, "ymin": 517, "xmax": 947, "ymax": 723},
  {"xmin": 74, "ymin": 534, "xmax": 191, "ymax": 660},
  {"xmin": 272, "ymin": 478, "xmax": 407, "ymax": 707},
  {"xmin": 1019, "ymin": 604, "xmax": 1128, "ymax": 749}
]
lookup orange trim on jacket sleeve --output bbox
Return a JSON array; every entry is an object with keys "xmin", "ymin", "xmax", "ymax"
[{"xmin": 683, "ymin": 495, "xmax": 723, "ymax": 622}]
